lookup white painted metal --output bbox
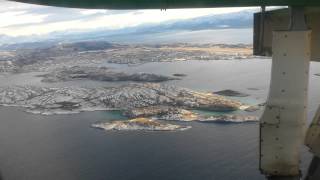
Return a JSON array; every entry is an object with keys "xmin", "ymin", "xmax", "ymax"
[
  {"xmin": 254, "ymin": 8, "xmax": 320, "ymax": 61},
  {"xmin": 260, "ymin": 30, "xmax": 311, "ymax": 176},
  {"xmin": 305, "ymin": 106, "xmax": 320, "ymax": 157}
]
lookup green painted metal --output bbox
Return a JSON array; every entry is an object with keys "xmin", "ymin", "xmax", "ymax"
[{"xmin": 10, "ymin": 0, "xmax": 320, "ymax": 9}]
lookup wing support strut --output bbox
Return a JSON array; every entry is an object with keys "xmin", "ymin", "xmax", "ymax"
[{"xmin": 260, "ymin": 7, "xmax": 311, "ymax": 178}]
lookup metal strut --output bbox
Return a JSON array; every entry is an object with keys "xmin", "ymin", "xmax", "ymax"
[
  {"xmin": 305, "ymin": 105, "xmax": 320, "ymax": 157},
  {"xmin": 260, "ymin": 7, "xmax": 311, "ymax": 177},
  {"xmin": 258, "ymin": 6, "xmax": 266, "ymax": 55}
]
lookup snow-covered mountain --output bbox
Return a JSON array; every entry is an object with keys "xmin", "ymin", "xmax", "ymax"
[{"xmin": 0, "ymin": 10, "xmax": 255, "ymax": 48}]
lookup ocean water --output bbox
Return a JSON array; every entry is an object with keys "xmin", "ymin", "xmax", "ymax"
[{"xmin": 0, "ymin": 59, "xmax": 319, "ymax": 180}]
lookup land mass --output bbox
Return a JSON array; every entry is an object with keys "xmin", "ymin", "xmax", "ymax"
[
  {"xmin": 214, "ymin": 89, "xmax": 249, "ymax": 97},
  {"xmin": 92, "ymin": 118, "xmax": 191, "ymax": 132},
  {"xmin": 0, "ymin": 40, "xmax": 262, "ymax": 131},
  {"xmin": 0, "ymin": 83, "xmax": 242, "ymax": 115},
  {"xmin": 0, "ymin": 42, "xmax": 255, "ymax": 73},
  {"xmin": 92, "ymin": 113, "xmax": 258, "ymax": 132},
  {"xmin": 38, "ymin": 66, "xmax": 178, "ymax": 83},
  {"xmin": 124, "ymin": 106, "xmax": 259, "ymax": 122}
]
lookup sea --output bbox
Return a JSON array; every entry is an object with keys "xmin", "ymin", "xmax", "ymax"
[{"xmin": 0, "ymin": 28, "xmax": 320, "ymax": 180}]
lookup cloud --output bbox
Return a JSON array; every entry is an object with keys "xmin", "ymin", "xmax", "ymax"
[
  {"xmin": 0, "ymin": 1, "xmax": 36, "ymax": 12},
  {"xmin": 0, "ymin": 11, "xmax": 48, "ymax": 27},
  {"xmin": 0, "ymin": 0, "xmax": 256, "ymax": 36}
]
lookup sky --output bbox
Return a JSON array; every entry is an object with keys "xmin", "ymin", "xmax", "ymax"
[{"xmin": 0, "ymin": 0, "xmax": 257, "ymax": 37}]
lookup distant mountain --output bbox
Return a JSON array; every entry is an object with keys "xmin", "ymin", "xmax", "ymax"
[
  {"xmin": 56, "ymin": 41, "xmax": 114, "ymax": 51},
  {"xmin": 0, "ymin": 10, "xmax": 255, "ymax": 48},
  {"xmin": 0, "ymin": 41, "xmax": 57, "ymax": 50},
  {"xmin": 128, "ymin": 10, "xmax": 253, "ymax": 33},
  {"xmin": 49, "ymin": 10, "xmax": 254, "ymax": 42}
]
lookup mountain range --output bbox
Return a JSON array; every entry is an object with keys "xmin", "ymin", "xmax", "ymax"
[{"xmin": 0, "ymin": 9, "xmax": 255, "ymax": 49}]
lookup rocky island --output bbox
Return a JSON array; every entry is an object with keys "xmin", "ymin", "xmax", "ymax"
[
  {"xmin": 0, "ymin": 42, "xmax": 256, "ymax": 73},
  {"xmin": 124, "ymin": 106, "xmax": 259, "ymax": 123},
  {"xmin": 214, "ymin": 89, "xmax": 249, "ymax": 97},
  {"xmin": 172, "ymin": 73, "xmax": 187, "ymax": 77},
  {"xmin": 198, "ymin": 114, "xmax": 258, "ymax": 123},
  {"xmin": 92, "ymin": 118, "xmax": 191, "ymax": 131},
  {"xmin": 0, "ymin": 40, "xmax": 262, "ymax": 132},
  {"xmin": 0, "ymin": 82, "xmax": 258, "ymax": 132},
  {"xmin": 0, "ymin": 83, "xmax": 242, "ymax": 115},
  {"xmin": 38, "ymin": 66, "xmax": 178, "ymax": 83},
  {"xmin": 91, "ymin": 107, "xmax": 258, "ymax": 132}
]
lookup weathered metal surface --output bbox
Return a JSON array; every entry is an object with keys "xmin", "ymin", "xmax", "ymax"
[
  {"xmin": 267, "ymin": 176, "xmax": 300, "ymax": 180},
  {"xmin": 260, "ymin": 30, "xmax": 311, "ymax": 176},
  {"xmin": 254, "ymin": 8, "xmax": 320, "ymax": 62},
  {"xmin": 305, "ymin": 106, "xmax": 320, "ymax": 157},
  {"xmin": 9, "ymin": 0, "xmax": 320, "ymax": 9},
  {"xmin": 304, "ymin": 156, "xmax": 320, "ymax": 180}
]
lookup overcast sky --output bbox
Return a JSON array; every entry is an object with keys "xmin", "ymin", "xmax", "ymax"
[{"xmin": 0, "ymin": 0, "xmax": 256, "ymax": 37}]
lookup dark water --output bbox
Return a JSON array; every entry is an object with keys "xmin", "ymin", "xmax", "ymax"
[
  {"xmin": 0, "ymin": 107, "xmax": 262, "ymax": 180},
  {"xmin": 0, "ymin": 59, "xmax": 320, "ymax": 180}
]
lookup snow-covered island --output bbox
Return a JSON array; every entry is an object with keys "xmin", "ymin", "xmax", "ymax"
[
  {"xmin": 0, "ymin": 42, "xmax": 255, "ymax": 73},
  {"xmin": 92, "ymin": 118, "xmax": 191, "ymax": 132},
  {"xmin": 0, "ymin": 82, "xmax": 260, "ymax": 132},
  {"xmin": 198, "ymin": 114, "xmax": 258, "ymax": 123},
  {"xmin": 0, "ymin": 83, "xmax": 242, "ymax": 115},
  {"xmin": 0, "ymin": 41, "xmax": 262, "ymax": 132},
  {"xmin": 92, "ymin": 110, "xmax": 258, "ymax": 132},
  {"xmin": 38, "ymin": 66, "xmax": 179, "ymax": 83},
  {"xmin": 125, "ymin": 106, "xmax": 259, "ymax": 123}
]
